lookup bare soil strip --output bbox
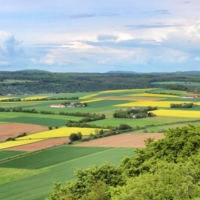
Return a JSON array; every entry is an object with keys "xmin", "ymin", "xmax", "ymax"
[
  {"xmin": 7, "ymin": 137, "xmax": 69, "ymax": 151},
  {"xmin": 100, "ymin": 96, "xmax": 164, "ymax": 101},
  {"xmin": 0, "ymin": 123, "xmax": 48, "ymax": 141},
  {"xmin": 75, "ymin": 133, "xmax": 164, "ymax": 148}
]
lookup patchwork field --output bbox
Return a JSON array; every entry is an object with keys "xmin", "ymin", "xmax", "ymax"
[
  {"xmin": 0, "ymin": 88, "xmax": 200, "ymax": 199},
  {"xmin": 75, "ymin": 133, "xmax": 164, "ymax": 148},
  {"xmin": 0, "ymin": 112, "xmax": 83, "ymax": 126},
  {"xmin": 16, "ymin": 127, "xmax": 103, "ymax": 140},
  {"xmin": 0, "ymin": 139, "xmax": 44, "ymax": 150},
  {"xmin": 0, "ymin": 127, "xmax": 105, "ymax": 150},
  {"xmin": 115, "ymin": 101, "xmax": 200, "ymax": 108},
  {"xmin": 0, "ymin": 123, "xmax": 48, "ymax": 141}
]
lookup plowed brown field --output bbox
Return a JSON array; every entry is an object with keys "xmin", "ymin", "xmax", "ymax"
[
  {"xmin": 7, "ymin": 138, "xmax": 69, "ymax": 151},
  {"xmin": 0, "ymin": 123, "xmax": 48, "ymax": 141},
  {"xmin": 75, "ymin": 133, "xmax": 164, "ymax": 148}
]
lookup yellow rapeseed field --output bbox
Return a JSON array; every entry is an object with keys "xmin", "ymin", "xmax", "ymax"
[
  {"xmin": 16, "ymin": 127, "xmax": 102, "ymax": 140},
  {"xmin": 21, "ymin": 96, "xmax": 49, "ymax": 100},
  {"xmin": 126, "ymin": 93, "xmax": 179, "ymax": 98},
  {"xmin": 80, "ymin": 94, "xmax": 98, "ymax": 99},
  {"xmin": 0, "ymin": 97, "xmax": 16, "ymax": 101},
  {"xmin": 152, "ymin": 109, "xmax": 200, "ymax": 118},
  {"xmin": 0, "ymin": 139, "xmax": 43, "ymax": 150},
  {"xmin": 115, "ymin": 101, "xmax": 195, "ymax": 108}
]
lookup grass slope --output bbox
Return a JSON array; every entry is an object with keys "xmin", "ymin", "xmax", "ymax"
[
  {"xmin": 0, "ymin": 150, "xmax": 26, "ymax": 161},
  {"xmin": 0, "ymin": 146, "xmax": 134, "ymax": 200}
]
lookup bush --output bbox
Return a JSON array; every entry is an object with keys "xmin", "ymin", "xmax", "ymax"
[
  {"xmin": 16, "ymin": 132, "xmax": 27, "ymax": 138},
  {"xmin": 69, "ymin": 132, "xmax": 83, "ymax": 142},
  {"xmin": 81, "ymin": 138, "xmax": 90, "ymax": 142},
  {"xmin": 119, "ymin": 124, "xmax": 132, "ymax": 130},
  {"xmin": 69, "ymin": 133, "xmax": 78, "ymax": 142},
  {"xmin": 77, "ymin": 132, "xmax": 82, "ymax": 140}
]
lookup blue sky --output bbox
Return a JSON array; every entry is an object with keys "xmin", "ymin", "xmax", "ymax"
[{"xmin": 1, "ymin": 0, "xmax": 200, "ymax": 72}]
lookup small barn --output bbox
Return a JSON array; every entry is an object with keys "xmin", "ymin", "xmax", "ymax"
[
  {"xmin": 183, "ymin": 94, "xmax": 198, "ymax": 98},
  {"xmin": 50, "ymin": 104, "xmax": 65, "ymax": 108}
]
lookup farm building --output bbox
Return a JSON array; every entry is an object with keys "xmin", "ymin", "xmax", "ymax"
[
  {"xmin": 50, "ymin": 104, "xmax": 65, "ymax": 108},
  {"xmin": 182, "ymin": 94, "xmax": 198, "ymax": 98}
]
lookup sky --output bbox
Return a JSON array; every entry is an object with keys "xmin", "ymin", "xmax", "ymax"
[{"xmin": 0, "ymin": 0, "xmax": 200, "ymax": 73}]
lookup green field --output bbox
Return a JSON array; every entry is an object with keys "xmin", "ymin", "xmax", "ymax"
[
  {"xmin": 0, "ymin": 146, "xmax": 134, "ymax": 200},
  {"xmin": 0, "ymin": 112, "xmax": 83, "ymax": 127},
  {"xmin": 89, "ymin": 116, "xmax": 200, "ymax": 128},
  {"xmin": 0, "ymin": 150, "xmax": 26, "ymax": 161}
]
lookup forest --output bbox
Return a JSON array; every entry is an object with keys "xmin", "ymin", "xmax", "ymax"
[
  {"xmin": 1, "ymin": 70, "xmax": 200, "ymax": 94},
  {"xmin": 47, "ymin": 124, "xmax": 200, "ymax": 200}
]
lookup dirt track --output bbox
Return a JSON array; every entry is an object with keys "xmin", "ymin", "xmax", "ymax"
[
  {"xmin": 0, "ymin": 123, "xmax": 48, "ymax": 141},
  {"xmin": 75, "ymin": 133, "xmax": 164, "ymax": 148}
]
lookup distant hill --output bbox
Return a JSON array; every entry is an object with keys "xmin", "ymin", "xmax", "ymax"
[{"xmin": 0, "ymin": 70, "xmax": 200, "ymax": 95}]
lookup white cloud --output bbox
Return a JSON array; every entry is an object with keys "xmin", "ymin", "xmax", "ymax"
[
  {"xmin": 61, "ymin": 42, "xmax": 94, "ymax": 51},
  {"xmin": 0, "ymin": 31, "xmax": 22, "ymax": 58}
]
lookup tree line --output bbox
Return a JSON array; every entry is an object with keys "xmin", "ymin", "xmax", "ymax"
[
  {"xmin": 0, "ymin": 107, "xmax": 105, "ymax": 124},
  {"xmin": 113, "ymin": 106, "xmax": 157, "ymax": 119},
  {"xmin": 170, "ymin": 102, "xmax": 196, "ymax": 108},
  {"xmin": 0, "ymin": 96, "xmax": 79, "ymax": 102}
]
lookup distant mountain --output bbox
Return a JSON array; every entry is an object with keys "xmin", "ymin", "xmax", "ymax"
[{"xmin": 106, "ymin": 71, "xmax": 137, "ymax": 74}]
